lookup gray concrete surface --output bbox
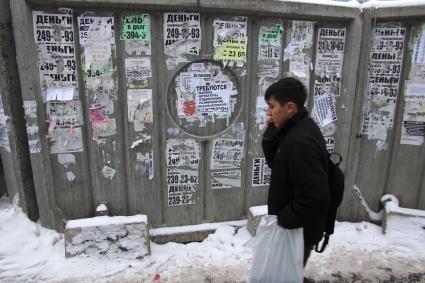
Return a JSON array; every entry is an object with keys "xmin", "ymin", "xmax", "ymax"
[
  {"xmin": 0, "ymin": 0, "xmax": 38, "ymax": 221},
  {"xmin": 4, "ymin": 0, "xmax": 425, "ymax": 235}
]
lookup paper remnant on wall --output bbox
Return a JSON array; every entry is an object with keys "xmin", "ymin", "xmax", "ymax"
[
  {"xmin": 28, "ymin": 139, "xmax": 42, "ymax": 154},
  {"xmin": 121, "ymin": 14, "xmax": 150, "ymax": 41},
  {"xmin": 257, "ymin": 24, "xmax": 283, "ymax": 78},
  {"xmin": 176, "ymin": 65, "xmax": 236, "ymax": 125},
  {"xmin": 285, "ymin": 21, "xmax": 314, "ymax": 86},
  {"xmin": 412, "ymin": 28, "xmax": 425, "ymax": 65},
  {"xmin": 255, "ymin": 96, "xmax": 268, "ymax": 131},
  {"xmin": 361, "ymin": 26, "xmax": 406, "ymax": 141},
  {"xmin": 211, "ymin": 138, "xmax": 244, "ymax": 170},
  {"xmin": 213, "ymin": 19, "xmax": 247, "ymax": 62},
  {"xmin": 251, "ymin": 157, "xmax": 271, "ymax": 187},
  {"xmin": 23, "ymin": 101, "xmax": 37, "ymax": 118},
  {"xmin": 127, "ymin": 89, "xmax": 153, "ymax": 126},
  {"xmin": 314, "ymin": 93, "xmax": 337, "ymax": 127},
  {"xmin": 166, "ymin": 139, "xmax": 200, "ymax": 169},
  {"xmin": 33, "ymin": 11, "xmax": 79, "ymax": 101},
  {"xmin": 325, "ymin": 136, "xmax": 335, "ymax": 153},
  {"xmin": 164, "ymin": 13, "xmax": 201, "ymax": 70},
  {"xmin": 400, "ymin": 98, "xmax": 425, "ymax": 146},
  {"xmin": 167, "ymin": 168, "xmax": 197, "ymax": 206},
  {"xmin": 48, "ymin": 127, "xmax": 83, "ymax": 154},
  {"xmin": 313, "ymin": 28, "xmax": 346, "ymax": 98},
  {"xmin": 46, "ymin": 100, "xmax": 83, "ymax": 128},
  {"xmin": 212, "ymin": 170, "xmax": 241, "ymax": 189},
  {"xmin": 77, "ymin": 16, "xmax": 114, "ymax": 45},
  {"xmin": 101, "ymin": 165, "xmax": 116, "ymax": 180},
  {"xmin": 125, "ymin": 57, "xmax": 151, "ymax": 89}
]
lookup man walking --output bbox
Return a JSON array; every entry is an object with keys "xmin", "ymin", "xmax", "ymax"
[{"xmin": 262, "ymin": 77, "xmax": 330, "ymax": 268}]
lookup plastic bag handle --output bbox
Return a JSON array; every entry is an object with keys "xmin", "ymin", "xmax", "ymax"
[{"xmin": 315, "ymin": 234, "xmax": 330, "ymax": 253}]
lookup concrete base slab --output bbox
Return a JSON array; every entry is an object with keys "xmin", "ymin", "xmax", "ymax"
[
  {"xmin": 65, "ymin": 215, "xmax": 150, "ymax": 259},
  {"xmin": 149, "ymin": 220, "xmax": 247, "ymax": 244},
  {"xmin": 381, "ymin": 195, "xmax": 425, "ymax": 234},
  {"xmin": 247, "ymin": 205, "xmax": 267, "ymax": 236}
]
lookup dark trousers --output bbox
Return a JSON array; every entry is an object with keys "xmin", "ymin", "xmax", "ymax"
[
  {"xmin": 303, "ymin": 245, "xmax": 314, "ymax": 283},
  {"xmin": 303, "ymin": 244, "xmax": 313, "ymax": 267}
]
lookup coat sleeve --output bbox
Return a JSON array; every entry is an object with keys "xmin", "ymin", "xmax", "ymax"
[
  {"xmin": 277, "ymin": 139, "xmax": 330, "ymax": 229},
  {"xmin": 261, "ymin": 124, "xmax": 279, "ymax": 169}
]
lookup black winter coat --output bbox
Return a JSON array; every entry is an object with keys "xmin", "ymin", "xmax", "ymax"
[{"xmin": 262, "ymin": 107, "xmax": 330, "ymax": 246}]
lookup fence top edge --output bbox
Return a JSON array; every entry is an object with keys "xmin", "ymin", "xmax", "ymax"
[
  {"xmin": 25, "ymin": 0, "xmax": 362, "ymax": 19},
  {"xmin": 362, "ymin": 4, "xmax": 425, "ymax": 20}
]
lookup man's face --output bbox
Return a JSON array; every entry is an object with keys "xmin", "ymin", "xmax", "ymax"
[{"xmin": 266, "ymin": 97, "xmax": 296, "ymax": 129}]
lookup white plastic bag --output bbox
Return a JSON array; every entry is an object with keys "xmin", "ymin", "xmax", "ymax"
[{"xmin": 249, "ymin": 215, "xmax": 304, "ymax": 283}]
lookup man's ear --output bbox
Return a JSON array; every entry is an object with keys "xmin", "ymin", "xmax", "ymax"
[{"xmin": 287, "ymin": 101, "xmax": 297, "ymax": 114}]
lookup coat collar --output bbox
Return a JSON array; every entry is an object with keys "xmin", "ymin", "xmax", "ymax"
[{"xmin": 276, "ymin": 106, "xmax": 309, "ymax": 140}]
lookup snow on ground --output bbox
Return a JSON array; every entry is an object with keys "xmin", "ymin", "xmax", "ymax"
[{"xmin": 0, "ymin": 196, "xmax": 424, "ymax": 283}]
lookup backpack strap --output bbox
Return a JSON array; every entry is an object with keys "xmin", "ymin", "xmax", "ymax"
[{"xmin": 315, "ymin": 234, "xmax": 330, "ymax": 253}]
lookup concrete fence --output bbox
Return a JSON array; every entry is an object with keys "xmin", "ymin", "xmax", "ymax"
[{"xmin": 0, "ymin": 0, "xmax": 424, "ymax": 232}]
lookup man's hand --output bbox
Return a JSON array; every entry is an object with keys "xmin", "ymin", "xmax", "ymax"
[{"xmin": 264, "ymin": 110, "xmax": 273, "ymax": 129}]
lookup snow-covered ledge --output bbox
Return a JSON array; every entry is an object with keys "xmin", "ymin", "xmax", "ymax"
[
  {"xmin": 381, "ymin": 194, "xmax": 425, "ymax": 234},
  {"xmin": 150, "ymin": 220, "xmax": 247, "ymax": 244},
  {"xmin": 247, "ymin": 205, "xmax": 268, "ymax": 236},
  {"xmin": 65, "ymin": 215, "xmax": 150, "ymax": 259}
]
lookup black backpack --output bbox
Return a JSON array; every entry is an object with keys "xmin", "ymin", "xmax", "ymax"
[{"xmin": 315, "ymin": 152, "xmax": 345, "ymax": 253}]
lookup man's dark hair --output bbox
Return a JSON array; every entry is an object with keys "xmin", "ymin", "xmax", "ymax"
[{"xmin": 264, "ymin": 77, "xmax": 307, "ymax": 108}]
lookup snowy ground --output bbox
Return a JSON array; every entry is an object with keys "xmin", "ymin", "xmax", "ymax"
[{"xmin": 0, "ymin": 196, "xmax": 424, "ymax": 283}]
